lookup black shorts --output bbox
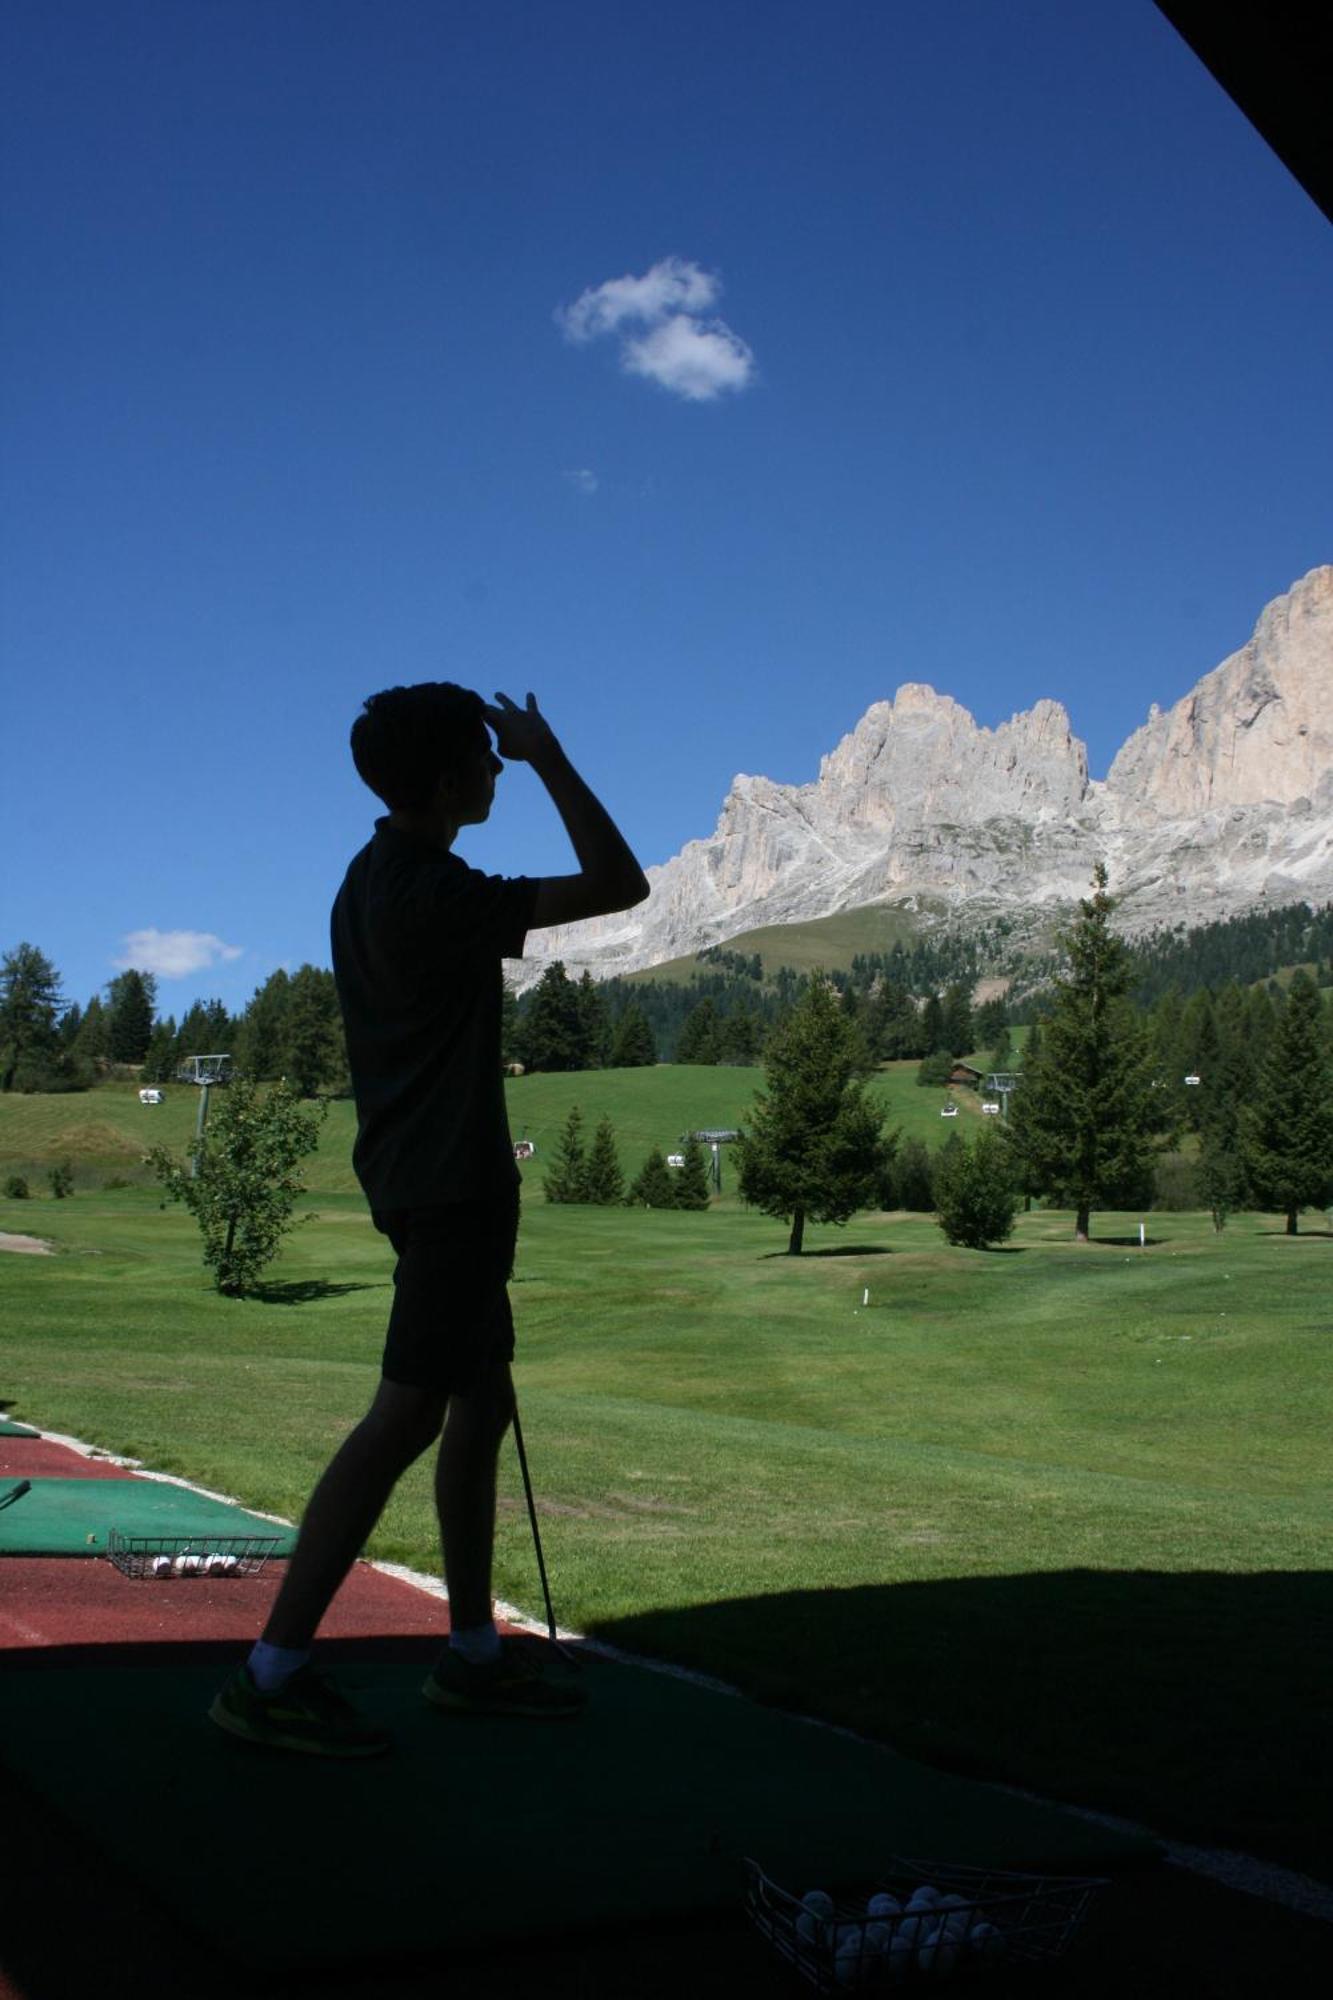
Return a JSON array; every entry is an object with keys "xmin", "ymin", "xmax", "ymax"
[{"xmin": 372, "ymin": 1189, "xmax": 519, "ymax": 1393}]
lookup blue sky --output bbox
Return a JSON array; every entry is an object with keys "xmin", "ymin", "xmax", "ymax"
[{"xmin": 3, "ymin": 0, "xmax": 1330, "ymax": 1018}]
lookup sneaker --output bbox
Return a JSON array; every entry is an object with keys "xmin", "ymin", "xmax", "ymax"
[
  {"xmin": 423, "ymin": 1640, "xmax": 587, "ymax": 1719},
  {"xmin": 208, "ymin": 1663, "xmax": 391, "ymax": 1758}
]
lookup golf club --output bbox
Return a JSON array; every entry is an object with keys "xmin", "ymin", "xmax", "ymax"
[{"xmin": 510, "ymin": 1399, "xmax": 580, "ymax": 1666}]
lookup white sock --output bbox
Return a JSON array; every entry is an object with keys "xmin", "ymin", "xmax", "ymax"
[
  {"xmin": 247, "ymin": 1640, "xmax": 311, "ymax": 1693},
  {"xmin": 449, "ymin": 1621, "xmax": 502, "ymax": 1666}
]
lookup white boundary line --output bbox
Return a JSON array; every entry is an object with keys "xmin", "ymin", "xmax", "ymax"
[{"xmin": 18, "ymin": 1424, "xmax": 1333, "ymax": 1924}]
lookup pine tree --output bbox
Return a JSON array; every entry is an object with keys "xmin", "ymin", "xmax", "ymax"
[
  {"xmin": 609, "ymin": 1003, "xmax": 657, "ymax": 1068},
  {"xmin": 673, "ymin": 1136, "xmax": 712, "ymax": 1210},
  {"xmin": 1243, "ymin": 970, "xmax": 1333, "ymax": 1233},
  {"xmin": 575, "ymin": 972, "xmax": 611, "ymax": 1069},
  {"xmin": 71, "ymin": 994, "xmax": 110, "ymax": 1071},
  {"xmin": 939, "ymin": 980, "xmax": 974, "ymax": 1058},
  {"xmin": 284, "ymin": 965, "xmax": 346, "ymax": 1097},
  {"xmin": 543, "ymin": 1105, "xmax": 589, "ymax": 1203},
  {"xmin": 0, "ymin": 943, "xmax": 64, "ymax": 1091},
  {"xmin": 106, "ymin": 968, "xmax": 158, "ymax": 1064},
  {"xmin": 236, "ymin": 970, "xmax": 291, "ymax": 1081},
  {"xmin": 737, "ymin": 975, "xmax": 892, "ymax": 1254},
  {"xmin": 719, "ymin": 999, "xmax": 761, "ymax": 1064},
  {"xmin": 933, "ymin": 1125, "xmax": 1019, "ymax": 1249},
  {"xmin": 1005, "ymin": 865, "xmax": 1171, "ymax": 1241},
  {"xmin": 582, "ymin": 1115, "xmax": 624, "ymax": 1205},
  {"xmin": 141, "ymin": 1018, "xmax": 179, "ymax": 1085},
  {"xmin": 885, "ymin": 1135, "xmax": 934, "ymax": 1211},
  {"xmin": 518, "ymin": 963, "xmax": 584, "ymax": 1073},
  {"xmin": 676, "ymin": 998, "xmax": 721, "ymax": 1064},
  {"xmin": 921, "ymin": 993, "xmax": 946, "ymax": 1055},
  {"xmin": 627, "ymin": 1147, "xmax": 676, "ymax": 1209}
]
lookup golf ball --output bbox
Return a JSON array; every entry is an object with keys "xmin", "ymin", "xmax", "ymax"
[
  {"xmin": 206, "ymin": 1553, "xmax": 231, "ymax": 1576},
  {"xmin": 151, "ymin": 1555, "xmax": 173, "ymax": 1577},
  {"xmin": 174, "ymin": 1553, "xmax": 201, "ymax": 1575},
  {"xmin": 906, "ymin": 1884, "xmax": 941, "ymax": 1911},
  {"xmin": 969, "ymin": 1920, "xmax": 1004, "ymax": 1959},
  {"xmin": 866, "ymin": 1891, "xmax": 901, "ymax": 1918},
  {"xmin": 801, "ymin": 1891, "xmax": 835, "ymax": 1920}
]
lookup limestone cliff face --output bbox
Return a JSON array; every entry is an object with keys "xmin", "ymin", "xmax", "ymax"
[
  {"xmin": 516, "ymin": 566, "xmax": 1333, "ymax": 987},
  {"xmin": 1105, "ymin": 564, "xmax": 1333, "ymax": 815}
]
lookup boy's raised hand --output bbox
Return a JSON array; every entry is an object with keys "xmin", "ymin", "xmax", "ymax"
[{"xmin": 483, "ymin": 692, "xmax": 559, "ymax": 765}]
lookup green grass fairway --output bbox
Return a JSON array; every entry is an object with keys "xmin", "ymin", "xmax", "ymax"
[
  {"xmin": 3, "ymin": 1160, "xmax": 1330, "ymax": 1880},
  {"xmin": 0, "ymin": 1063, "xmax": 988, "ymax": 1199}
]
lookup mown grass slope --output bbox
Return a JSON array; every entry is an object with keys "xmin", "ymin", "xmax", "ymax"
[{"xmin": 2, "ymin": 1179, "xmax": 1329, "ymax": 1875}]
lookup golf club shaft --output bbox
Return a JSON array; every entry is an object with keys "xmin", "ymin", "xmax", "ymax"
[{"xmin": 510, "ymin": 1399, "xmax": 558, "ymax": 1645}]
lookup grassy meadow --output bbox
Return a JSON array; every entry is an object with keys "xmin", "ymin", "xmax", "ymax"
[
  {"xmin": 2, "ymin": 1075, "xmax": 1331, "ymax": 1876},
  {"xmin": 0, "ymin": 1058, "xmax": 998, "ymax": 1198}
]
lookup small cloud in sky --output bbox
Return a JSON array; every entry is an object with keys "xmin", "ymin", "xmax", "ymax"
[
  {"xmin": 556, "ymin": 256, "xmax": 755, "ymax": 403},
  {"xmin": 623, "ymin": 316, "xmax": 755, "ymax": 403},
  {"xmin": 564, "ymin": 467, "xmax": 599, "ymax": 495},
  {"xmin": 116, "ymin": 929, "xmax": 244, "ymax": 979}
]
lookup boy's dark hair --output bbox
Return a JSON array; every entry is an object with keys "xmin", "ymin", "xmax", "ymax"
[{"xmin": 350, "ymin": 683, "xmax": 487, "ymax": 811}]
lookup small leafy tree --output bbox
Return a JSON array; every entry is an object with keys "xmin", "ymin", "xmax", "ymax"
[
  {"xmin": 672, "ymin": 1136, "xmax": 712, "ymax": 1210},
  {"xmin": 48, "ymin": 1159, "xmax": 75, "ymax": 1199},
  {"xmin": 148, "ymin": 1079, "xmax": 325, "ymax": 1295},
  {"xmin": 542, "ymin": 1105, "xmax": 590, "ymax": 1203},
  {"xmin": 933, "ymin": 1126, "xmax": 1019, "ymax": 1249},
  {"xmin": 582, "ymin": 1115, "xmax": 625, "ymax": 1205},
  {"xmin": 627, "ymin": 1148, "xmax": 676, "ymax": 1209}
]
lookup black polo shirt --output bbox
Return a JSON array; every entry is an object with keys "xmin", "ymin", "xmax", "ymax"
[{"xmin": 331, "ymin": 818, "xmax": 536, "ymax": 1210}]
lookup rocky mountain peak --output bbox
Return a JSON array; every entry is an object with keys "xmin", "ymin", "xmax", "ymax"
[{"xmin": 516, "ymin": 566, "xmax": 1333, "ymax": 988}]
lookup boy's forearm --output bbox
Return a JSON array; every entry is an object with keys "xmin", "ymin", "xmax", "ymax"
[{"xmin": 531, "ymin": 743, "xmax": 648, "ymax": 903}]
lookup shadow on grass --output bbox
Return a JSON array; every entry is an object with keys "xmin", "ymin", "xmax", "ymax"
[
  {"xmin": 759, "ymin": 1245, "xmax": 895, "ymax": 1261},
  {"xmin": 591, "ymin": 1569, "xmax": 1333, "ymax": 1883},
  {"xmin": 1095, "ymin": 1236, "xmax": 1167, "ymax": 1248},
  {"xmin": 247, "ymin": 1279, "xmax": 383, "ymax": 1306},
  {"xmin": 1255, "ymin": 1227, "xmax": 1333, "ymax": 1239}
]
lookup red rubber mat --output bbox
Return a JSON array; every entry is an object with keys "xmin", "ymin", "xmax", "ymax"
[
  {"xmin": 0, "ymin": 1555, "xmax": 458, "ymax": 1652},
  {"xmin": 0, "ymin": 1439, "xmax": 133, "ymax": 1480}
]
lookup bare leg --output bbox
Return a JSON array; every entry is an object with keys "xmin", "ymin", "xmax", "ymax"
[
  {"xmin": 436, "ymin": 1360, "xmax": 516, "ymax": 1631},
  {"xmin": 261, "ymin": 1378, "xmax": 447, "ymax": 1650}
]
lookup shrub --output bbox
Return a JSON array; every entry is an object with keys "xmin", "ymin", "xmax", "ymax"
[
  {"xmin": 915, "ymin": 1052, "xmax": 955, "ymax": 1087},
  {"xmin": 3, "ymin": 1174, "xmax": 31, "ymax": 1199},
  {"xmin": 933, "ymin": 1127, "xmax": 1019, "ymax": 1249},
  {"xmin": 48, "ymin": 1160, "xmax": 75, "ymax": 1198},
  {"xmin": 1151, "ymin": 1154, "xmax": 1200, "ymax": 1212}
]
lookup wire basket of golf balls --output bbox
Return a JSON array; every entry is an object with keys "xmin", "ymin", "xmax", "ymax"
[
  {"xmin": 107, "ymin": 1529, "xmax": 282, "ymax": 1580},
  {"xmin": 744, "ymin": 1856, "xmax": 1107, "ymax": 1990}
]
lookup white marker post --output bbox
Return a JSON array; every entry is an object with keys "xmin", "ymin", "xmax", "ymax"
[
  {"xmin": 862, "ymin": 1287, "xmax": 870, "ymax": 1307},
  {"xmin": 1139, "ymin": 1221, "xmax": 1146, "ymax": 1249}
]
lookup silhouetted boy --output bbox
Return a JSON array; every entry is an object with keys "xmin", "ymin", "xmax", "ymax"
[{"xmin": 210, "ymin": 685, "xmax": 647, "ymax": 1754}]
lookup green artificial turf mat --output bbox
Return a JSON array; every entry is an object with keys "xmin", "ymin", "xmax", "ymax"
[
  {"xmin": 0, "ymin": 1477, "xmax": 296, "ymax": 1556},
  {"xmin": 0, "ymin": 1657, "xmax": 1156, "ymax": 1969},
  {"xmin": 0, "ymin": 1420, "xmax": 40, "ymax": 1436}
]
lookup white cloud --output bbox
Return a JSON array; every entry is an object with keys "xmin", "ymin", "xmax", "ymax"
[
  {"xmin": 557, "ymin": 256, "xmax": 719, "ymax": 343},
  {"xmin": 116, "ymin": 929, "xmax": 245, "ymax": 979},
  {"xmin": 556, "ymin": 256, "xmax": 755, "ymax": 403},
  {"xmin": 564, "ymin": 467, "xmax": 599, "ymax": 495},
  {"xmin": 622, "ymin": 315, "xmax": 755, "ymax": 402}
]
